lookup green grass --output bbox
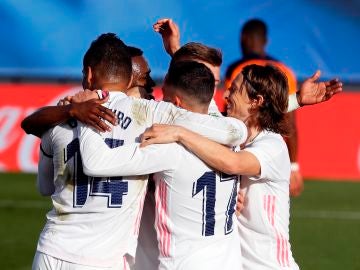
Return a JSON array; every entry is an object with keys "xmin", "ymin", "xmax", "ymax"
[
  {"xmin": 290, "ymin": 180, "xmax": 360, "ymax": 270},
  {"xmin": 0, "ymin": 173, "xmax": 52, "ymax": 269},
  {"xmin": 1, "ymin": 173, "xmax": 360, "ymax": 269}
]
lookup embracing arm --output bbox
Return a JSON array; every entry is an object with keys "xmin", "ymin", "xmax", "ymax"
[
  {"xmin": 21, "ymin": 93, "xmax": 115, "ymax": 137},
  {"xmin": 21, "ymin": 105, "xmax": 75, "ymax": 137},
  {"xmin": 142, "ymin": 125, "xmax": 259, "ymax": 176},
  {"xmin": 146, "ymin": 99, "xmax": 248, "ymax": 147},
  {"xmin": 79, "ymin": 124, "xmax": 175, "ymax": 177}
]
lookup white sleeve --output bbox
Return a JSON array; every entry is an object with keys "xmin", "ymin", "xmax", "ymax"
[
  {"xmin": 287, "ymin": 93, "xmax": 300, "ymax": 112},
  {"xmin": 174, "ymin": 115, "xmax": 247, "ymax": 147},
  {"xmin": 208, "ymin": 98, "xmax": 223, "ymax": 117},
  {"xmin": 78, "ymin": 123, "xmax": 178, "ymax": 177},
  {"xmin": 139, "ymin": 99, "xmax": 247, "ymax": 146},
  {"xmin": 37, "ymin": 130, "xmax": 55, "ymax": 196},
  {"xmin": 243, "ymin": 135, "xmax": 290, "ymax": 181}
]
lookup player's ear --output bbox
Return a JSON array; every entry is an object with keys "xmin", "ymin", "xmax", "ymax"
[
  {"xmin": 174, "ymin": 95, "xmax": 181, "ymax": 107},
  {"xmin": 86, "ymin": 66, "xmax": 93, "ymax": 88},
  {"xmin": 252, "ymin": 94, "xmax": 264, "ymax": 109},
  {"xmin": 126, "ymin": 74, "xmax": 134, "ymax": 90}
]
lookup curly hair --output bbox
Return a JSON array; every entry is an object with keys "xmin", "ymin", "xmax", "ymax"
[
  {"xmin": 83, "ymin": 33, "xmax": 132, "ymax": 87},
  {"xmin": 241, "ymin": 64, "xmax": 289, "ymax": 134}
]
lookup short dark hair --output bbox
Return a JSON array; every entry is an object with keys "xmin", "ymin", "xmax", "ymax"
[
  {"xmin": 83, "ymin": 33, "xmax": 132, "ymax": 86},
  {"xmin": 127, "ymin": 46, "xmax": 143, "ymax": 57},
  {"xmin": 166, "ymin": 61, "xmax": 215, "ymax": 105},
  {"xmin": 241, "ymin": 64, "xmax": 288, "ymax": 134},
  {"xmin": 241, "ymin": 19, "xmax": 267, "ymax": 38},
  {"xmin": 171, "ymin": 42, "xmax": 222, "ymax": 67}
]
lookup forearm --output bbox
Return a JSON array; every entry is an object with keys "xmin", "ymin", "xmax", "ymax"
[
  {"xmin": 79, "ymin": 126, "xmax": 171, "ymax": 177},
  {"xmin": 174, "ymin": 116, "xmax": 247, "ymax": 147},
  {"xmin": 285, "ymin": 112, "xmax": 298, "ymax": 162},
  {"xmin": 152, "ymin": 100, "xmax": 247, "ymax": 146},
  {"xmin": 81, "ymin": 140, "xmax": 141, "ymax": 177},
  {"xmin": 21, "ymin": 105, "xmax": 74, "ymax": 137},
  {"xmin": 177, "ymin": 127, "xmax": 259, "ymax": 175}
]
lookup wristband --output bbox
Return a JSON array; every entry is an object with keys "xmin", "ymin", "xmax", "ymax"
[
  {"xmin": 290, "ymin": 162, "xmax": 300, "ymax": 171},
  {"xmin": 288, "ymin": 93, "xmax": 301, "ymax": 112},
  {"xmin": 96, "ymin": 89, "xmax": 103, "ymax": 99}
]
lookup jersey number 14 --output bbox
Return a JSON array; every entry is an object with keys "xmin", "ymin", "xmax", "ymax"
[{"xmin": 65, "ymin": 138, "xmax": 128, "ymax": 208}]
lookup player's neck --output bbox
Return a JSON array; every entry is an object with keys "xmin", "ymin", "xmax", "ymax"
[
  {"xmin": 244, "ymin": 48, "xmax": 266, "ymax": 58},
  {"xmin": 99, "ymin": 82, "xmax": 127, "ymax": 93},
  {"xmin": 181, "ymin": 103, "xmax": 208, "ymax": 115},
  {"xmin": 244, "ymin": 121, "xmax": 262, "ymax": 145}
]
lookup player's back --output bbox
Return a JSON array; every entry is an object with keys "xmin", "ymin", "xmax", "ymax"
[
  {"xmin": 153, "ymin": 143, "xmax": 242, "ymax": 270},
  {"xmin": 37, "ymin": 92, "xmax": 157, "ymax": 267}
]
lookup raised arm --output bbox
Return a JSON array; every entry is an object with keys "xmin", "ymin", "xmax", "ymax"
[
  {"xmin": 78, "ymin": 123, "xmax": 176, "ymax": 177},
  {"xmin": 153, "ymin": 18, "xmax": 181, "ymax": 56}
]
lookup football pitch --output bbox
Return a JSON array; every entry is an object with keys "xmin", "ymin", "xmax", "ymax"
[{"xmin": 1, "ymin": 172, "xmax": 359, "ymax": 270}]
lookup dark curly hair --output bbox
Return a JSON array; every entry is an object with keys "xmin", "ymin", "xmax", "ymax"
[
  {"xmin": 83, "ymin": 33, "xmax": 132, "ymax": 89},
  {"xmin": 241, "ymin": 64, "xmax": 289, "ymax": 134}
]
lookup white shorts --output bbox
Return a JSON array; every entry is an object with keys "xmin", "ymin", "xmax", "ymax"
[{"xmin": 32, "ymin": 251, "xmax": 130, "ymax": 270}]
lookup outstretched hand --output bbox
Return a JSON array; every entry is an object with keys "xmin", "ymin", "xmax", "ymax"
[
  {"xmin": 298, "ymin": 70, "xmax": 342, "ymax": 106},
  {"xmin": 153, "ymin": 18, "xmax": 180, "ymax": 56},
  {"xmin": 140, "ymin": 124, "xmax": 182, "ymax": 147},
  {"xmin": 70, "ymin": 96, "xmax": 116, "ymax": 133}
]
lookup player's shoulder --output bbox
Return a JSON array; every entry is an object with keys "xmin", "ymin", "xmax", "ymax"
[
  {"xmin": 255, "ymin": 131, "xmax": 285, "ymax": 146},
  {"xmin": 48, "ymin": 121, "xmax": 78, "ymax": 142},
  {"xmin": 248, "ymin": 131, "xmax": 287, "ymax": 156}
]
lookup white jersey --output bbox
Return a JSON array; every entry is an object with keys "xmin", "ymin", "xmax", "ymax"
[
  {"xmin": 238, "ymin": 131, "xmax": 299, "ymax": 270},
  {"xmin": 79, "ymin": 126, "xmax": 246, "ymax": 270},
  {"xmin": 36, "ymin": 91, "xmax": 247, "ymax": 268},
  {"xmin": 208, "ymin": 98, "xmax": 223, "ymax": 117}
]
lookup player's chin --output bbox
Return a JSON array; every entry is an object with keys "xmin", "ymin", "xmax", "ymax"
[{"xmin": 226, "ymin": 105, "xmax": 235, "ymax": 118}]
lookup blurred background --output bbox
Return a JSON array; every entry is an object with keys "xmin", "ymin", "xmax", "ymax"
[{"xmin": 0, "ymin": 0, "xmax": 359, "ymax": 269}]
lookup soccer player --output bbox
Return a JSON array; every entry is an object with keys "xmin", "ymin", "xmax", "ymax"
[
  {"xmin": 133, "ymin": 24, "xmax": 228, "ymax": 269},
  {"xmin": 31, "ymin": 33, "xmax": 247, "ymax": 270},
  {"xmin": 77, "ymin": 61, "xmax": 244, "ymax": 270},
  {"xmin": 126, "ymin": 46, "xmax": 156, "ymax": 100},
  {"xmin": 225, "ymin": 19, "xmax": 302, "ymax": 196},
  {"xmin": 21, "ymin": 45, "xmax": 153, "ymax": 136},
  {"xmin": 139, "ymin": 64, "xmax": 342, "ymax": 270}
]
